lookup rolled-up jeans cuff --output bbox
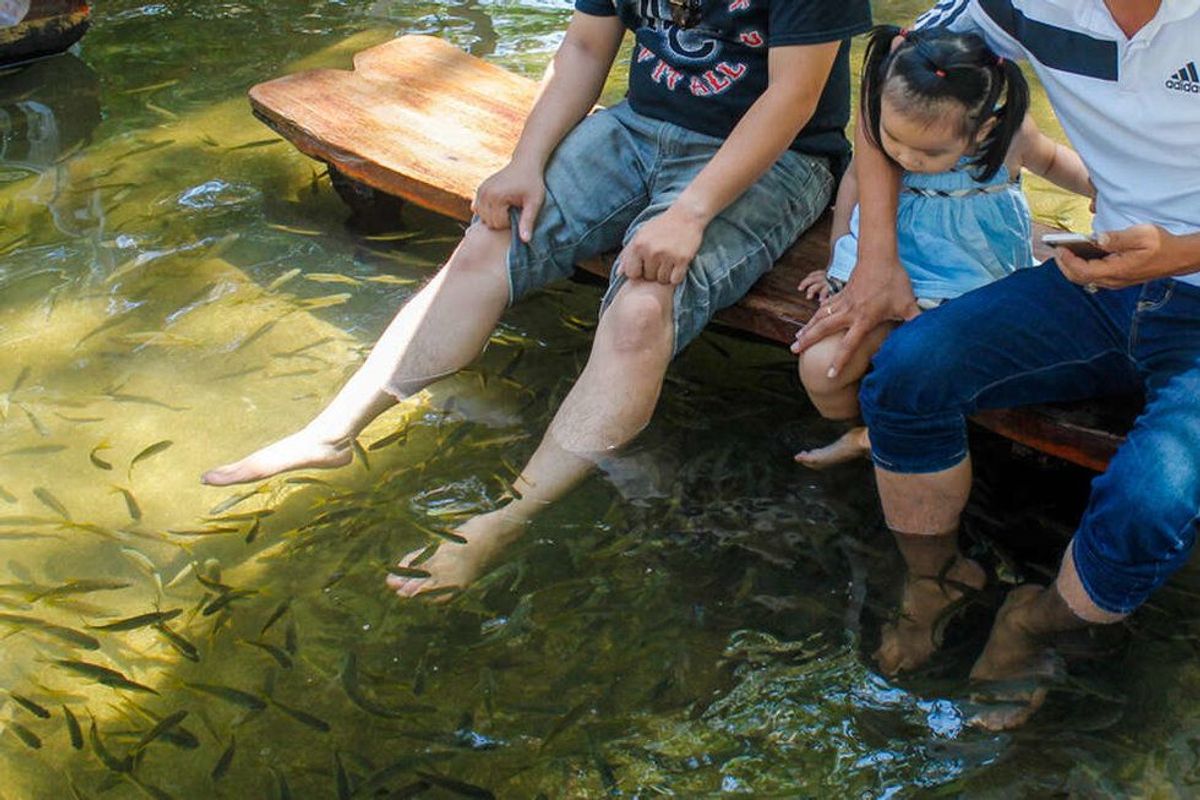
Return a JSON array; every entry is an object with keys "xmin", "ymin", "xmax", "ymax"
[
  {"xmin": 1070, "ymin": 532, "xmax": 1157, "ymax": 616},
  {"xmin": 860, "ymin": 400, "xmax": 970, "ymax": 474}
]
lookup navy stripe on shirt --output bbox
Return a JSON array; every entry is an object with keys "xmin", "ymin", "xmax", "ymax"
[{"xmin": 976, "ymin": 0, "xmax": 1118, "ymax": 81}]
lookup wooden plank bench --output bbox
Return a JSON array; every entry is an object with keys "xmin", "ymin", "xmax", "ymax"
[{"xmin": 248, "ymin": 34, "xmax": 1134, "ymax": 472}]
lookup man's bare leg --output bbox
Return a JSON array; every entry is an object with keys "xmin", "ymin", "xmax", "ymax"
[
  {"xmin": 387, "ymin": 279, "xmax": 676, "ymax": 597},
  {"xmin": 968, "ymin": 543, "xmax": 1118, "ymax": 730},
  {"xmin": 873, "ymin": 461, "xmax": 987, "ymax": 675},
  {"xmin": 201, "ymin": 224, "xmax": 513, "ymax": 486}
]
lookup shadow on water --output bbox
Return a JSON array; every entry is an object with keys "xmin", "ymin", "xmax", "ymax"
[{"xmin": 0, "ymin": 1, "xmax": 1195, "ymax": 797}]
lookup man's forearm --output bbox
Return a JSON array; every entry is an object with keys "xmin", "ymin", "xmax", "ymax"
[
  {"xmin": 511, "ymin": 24, "xmax": 620, "ymax": 170},
  {"xmin": 1165, "ymin": 231, "xmax": 1200, "ymax": 277},
  {"xmin": 850, "ymin": 116, "xmax": 902, "ymax": 269}
]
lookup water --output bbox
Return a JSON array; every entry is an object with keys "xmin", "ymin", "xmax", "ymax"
[{"xmin": 0, "ymin": 2, "xmax": 1190, "ymax": 797}]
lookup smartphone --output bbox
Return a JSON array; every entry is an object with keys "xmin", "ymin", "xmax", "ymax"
[{"xmin": 1041, "ymin": 232, "xmax": 1109, "ymax": 260}]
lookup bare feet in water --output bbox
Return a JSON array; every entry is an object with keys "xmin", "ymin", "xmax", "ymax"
[
  {"xmin": 200, "ymin": 429, "xmax": 353, "ymax": 486},
  {"xmin": 967, "ymin": 584, "xmax": 1056, "ymax": 731},
  {"xmin": 794, "ymin": 426, "xmax": 870, "ymax": 470},
  {"xmin": 385, "ymin": 510, "xmax": 524, "ymax": 600},
  {"xmin": 875, "ymin": 555, "xmax": 987, "ymax": 675}
]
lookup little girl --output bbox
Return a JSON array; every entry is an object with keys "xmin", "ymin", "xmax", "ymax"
[{"xmin": 792, "ymin": 25, "xmax": 1093, "ymax": 469}]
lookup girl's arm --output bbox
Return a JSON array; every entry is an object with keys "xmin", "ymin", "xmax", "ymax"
[
  {"xmin": 828, "ymin": 156, "xmax": 858, "ymax": 246},
  {"xmin": 1011, "ymin": 115, "xmax": 1094, "ymax": 199}
]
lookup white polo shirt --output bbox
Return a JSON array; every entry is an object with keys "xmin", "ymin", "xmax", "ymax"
[{"xmin": 917, "ymin": 0, "xmax": 1200, "ymax": 285}]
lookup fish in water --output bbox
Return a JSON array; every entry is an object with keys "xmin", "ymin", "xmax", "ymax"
[
  {"xmin": 32, "ymin": 487, "xmax": 71, "ymax": 520},
  {"xmin": 238, "ymin": 639, "xmax": 292, "ymax": 669},
  {"xmin": 34, "ymin": 579, "xmax": 132, "ymax": 602},
  {"xmin": 183, "ymin": 682, "xmax": 266, "ymax": 711},
  {"xmin": 8, "ymin": 721, "xmax": 42, "ymax": 750},
  {"xmin": 202, "ymin": 589, "xmax": 258, "ymax": 617},
  {"xmin": 211, "ymin": 736, "xmax": 236, "ymax": 781},
  {"xmin": 0, "ymin": 612, "xmax": 101, "ymax": 650},
  {"xmin": 62, "ymin": 705, "xmax": 83, "ymax": 749},
  {"xmin": 55, "ymin": 659, "xmax": 158, "ymax": 694},
  {"xmin": 9, "ymin": 692, "xmax": 51, "ymax": 719},
  {"xmin": 268, "ymin": 697, "xmax": 330, "ymax": 733},
  {"xmin": 89, "ymin": 443, "xmax": 114, "ymax": 470},
  {"xmin": 134, "ymin": 709, "xmax": 189, "ymax": 754},
  {"xmin": 339, "ymin": 653, "xmax": 434, "ymax": 719},
  {"xmin": 89, "ymin": 716, "xmax": 132, "ymax": 772},
  {"xmin": 129, "ymin": 440, "xmax": 173, "ymax": 476},
  {"xmin": 88, "ymin": 609, "xmax": 182, "ymax": 632},
  {"xmin": 113, "ymin": 486, "xmax": 143, "ymax": 521},
  {"xmin": 154, "ymin": 623, "xmax": 200, "ymax": 662}
]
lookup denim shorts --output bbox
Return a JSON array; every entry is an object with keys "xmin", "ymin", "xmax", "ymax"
[
  {"xmin": 505, "ymin": 101, "xmax": 833, "ymax": 354},
  {"xmin": 860, "ymin": 262, "xmax": 1200, "ymax": 614}
]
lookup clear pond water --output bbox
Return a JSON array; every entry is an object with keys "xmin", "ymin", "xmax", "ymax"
[{"xmin": 0, "ymin": 2, "xmax": 1193, "ymax": 798}]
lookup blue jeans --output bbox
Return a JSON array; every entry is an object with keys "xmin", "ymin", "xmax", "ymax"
[
  {"xmin": 506, "ymin": 101, "xmax": 833, "ymax": 354},
  {"xmin": 860, "ymin": 262, "xmax": 1200, "ymax": 614}
]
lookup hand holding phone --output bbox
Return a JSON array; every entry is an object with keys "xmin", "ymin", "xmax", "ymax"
[{"xmin": 1041, "ymin": 232, "xmax": 1110, "ymax": 261}]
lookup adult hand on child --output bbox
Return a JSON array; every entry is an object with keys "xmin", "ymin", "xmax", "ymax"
[
  {"xmin": 472, "ymin": 160, "xmax": 546, "ymax": 242},
  {"xmin": 619, "ymin": 208, "xmax": 705, "ymax": 286},
  {"xmin": 792, "ymin": 258, "xmax": 920, "ymax": 374},
  {"xmin": 1057, "ymin": 224, "xmax": 1190, "ymax": 289}
]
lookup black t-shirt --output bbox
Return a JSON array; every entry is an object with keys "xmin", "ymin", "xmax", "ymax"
[{"xmin": 574, "ymin": 0, "xmax": 871, "ymax": 176}]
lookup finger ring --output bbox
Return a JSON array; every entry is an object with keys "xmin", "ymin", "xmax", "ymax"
[
  {"xmin": 1084, "ymin": 282, "xmax": 1099, "ymax": 294},
  {"xmin": 826, "ymin": 305, "xmax": 834, "ymax": 317}
]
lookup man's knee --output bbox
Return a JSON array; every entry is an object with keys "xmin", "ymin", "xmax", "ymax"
[
  {"xmin": 604, "ymin": 282, "xmax": 673, "ymax": 354},
  {"xmin": 860, "ymin": 315, "xmax": 971, "ymax": 418}
]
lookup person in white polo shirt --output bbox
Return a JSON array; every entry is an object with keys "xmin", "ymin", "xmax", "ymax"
[{"xmin": 795, "ymin": 0, "xmax": 1200, "ymax": 729}]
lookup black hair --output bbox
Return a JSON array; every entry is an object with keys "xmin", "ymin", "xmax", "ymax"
[{"xmin": 860, "ymin": 25, "xmax": 1029, "ymax": 181}]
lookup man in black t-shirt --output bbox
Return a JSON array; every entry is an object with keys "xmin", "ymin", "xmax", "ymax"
[{"xmin": 203, "ymin": 0, "xmax": 871, "ymax": 598}]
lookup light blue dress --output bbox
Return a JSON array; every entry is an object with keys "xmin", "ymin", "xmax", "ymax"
[{"xmin": 826, "ymin": 158, "xmax": 1034, "ymax": 301}]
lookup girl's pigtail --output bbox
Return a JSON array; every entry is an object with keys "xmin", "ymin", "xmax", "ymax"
[
  {"xmin": 973, "ymin": 57, "xmax": 1029, "ymax": 181},
  {"xmin": 860, "ymin": 25, "xmax": 903, "ymax": 155}
]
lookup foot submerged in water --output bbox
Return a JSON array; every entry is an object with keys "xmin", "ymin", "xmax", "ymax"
[
  {"xmin": 874, "ymin": 555, "xmax": 987, "ymax": 675},
  {"xmin": 967, "ymin": 584, "xmax": 1057, "ymax": 731},
  {"xmin": 794, "ymin": 426, "xmax": 870, "ymax": 470},
  {"xmin": 386, "ymin": 511, "xmax": 524, "ymax": 601},
  {"xmin": 200, "ymin": 429, "xmax": 353, "ymax": 486}
]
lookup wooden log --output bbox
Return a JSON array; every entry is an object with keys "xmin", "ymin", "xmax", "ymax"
[
  {"xmin": 0, "ymin": 1, "xmax": 90, "ymax": 67},
  {"xmin": 249, "ymin": 34, "xmax": 1137, "ymax": 471}
]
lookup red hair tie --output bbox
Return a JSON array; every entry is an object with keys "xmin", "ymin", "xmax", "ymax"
[
  {"xmin": 935, "ymin": 68, "xmax": 947, "ymax": 78},
  {"xmin": 997, "ymin": 56, "xmax": 1006, "ymax": 66}
]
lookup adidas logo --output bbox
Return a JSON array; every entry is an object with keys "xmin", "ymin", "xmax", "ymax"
[{"xmin": 1166, "ymin": 61, "xmax": 1200, "ymax": 94}]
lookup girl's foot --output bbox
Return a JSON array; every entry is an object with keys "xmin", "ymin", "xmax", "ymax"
[
  {"xmin": 794, "ymin": 426, "xmax": 870, "ymax": 470},
  {"xmin": 385, "ymin": 511, "xmax": 524, "ymax": 601},
  {"xmin": 200, "ymin": 429, "xmax": 353, "ymax": 486}
]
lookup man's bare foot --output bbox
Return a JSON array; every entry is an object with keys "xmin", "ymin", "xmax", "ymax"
[
  {"xmin": 875, "ymin": 555, "xmax": 986, "ymax": 675},
  {"xmin": 200, "ymin": 429, "xmax": 353, "ymax": 486},
  {"xmin": 967, "ymin": 584, "xmax": 1056, "ymax": 731},
  {"xmin": 794, "ymin": 426, "xmax": 870, "ymax": 470},
  {"xmin": 385, "ymin": 510, "xmax": 524, "ymax": 601}
]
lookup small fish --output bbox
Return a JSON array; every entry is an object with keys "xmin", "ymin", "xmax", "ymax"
[
  {"xmin": 304, "ymin": 272, "xmax": 361, "ymax": 286},
  {"xmin": 9, "ymin": 366, "xmax": 31, "ymax": 394},
  {"xmin": 145, "ymin": 101, "xmax": 178, "ymax": 120},
  {"xmin": 284, "ymin": 620, "xmax": 299, "ymax": 655},
  {"xmin": 235, "ymin": 320, "xmax": 279, "ymax": 352},
  {"xmin": 266, "ymin": 268, "xmax": 303, "ymax": 292},
  {"xmin": 121, "ymin": 78, "xmax": 180, "ymax": 94},
  {"xmin": 133, "ymin": 709, "xmax": 189, "ymax": 753},
  {"xmin": 120, "ymin": 138, "xmax": 175, "ymax": 158},
  {"xmin": 239, "ymin": 639, "xmax": 292, "ymax": 669},
  {"xmin": 166, "ymin": 526, "xmax": 240, "ymax": 537},
  {"xmin": 245, "ymin": 517, "xmax": 261, "ymax": 544},
  {"xmin": 202, "ymin": 589, "xmax": 257, "ymax": 617},
  {"xmin": 183, "ymin": 683, "xmax": 266, "ymax": 711},
  {"xmin": 269, "ymin": 697, "xmax": 329, "ymax": 732},
  {"xmin": 55, "ymin": 659, "xmax": 158, "ymax": 694},
  {"xmin": 211, "ymin": 736, "xmax": 236, "ymax": 781},
  {"xmin": 227, "ymin": 138, "xmax": 283, "ymax": 151},
  {"xmin": 105, "ymin": 390, "xmax": 188, "ymax": 412},
  {"xmin": 20, "ymin": 405, "xmax": 49, "ymax": 437},
  {"xmin": 154, "ymin": 624, "xmax": 199, "ymax": 662},
  {"xmin": 10, "ymin": 692, "xmax": 51, "ymax": 718},
  {"xmin": 129, "ymin": 440, "xmax": 173, "ymax": 475},
  {"xmin": 363, "ymin": 274, "xmax": 418, "ymax": 285},
  {"xmin": 33, "ymin": 487, "xmax": 71, "ymax": 520},
  {"xmin": 266, "ymin": 223, "xmax": 322, "ymax": 236},
  {"xmin": 54, "ymin": 413, "xmax": 104, "ymax": 424},
  {"xmin": 35, "ymin": 580, "xmax": 131, "ymax": 601},
  {"xmin": 114, "ymin": 487, "xmax": 143, "ymax": 521},
  {"xmin": 9, "ymin": 721, "xmax": 42, "ymax": 749},
  {"xmin": 89, "ymin": 717, "xmax": 132, "ymax": 772},
  {"xmin": 88, "ymin": 609, "xmax": 181, "ymax": 632},
  {"xmin": 335, "ymin": 752, "xmax": 351, "ymax": 800},
  {"xmin": 3, "ymin": 444, "xmax": 67, "ymax": 456},
  {"xmin": 390, "ymin": 566, "xmax": 432, "ymax": 579},
  {"xmin": 90, "ymin": 443, "xmax": 114, "ymax": 470},
  {"xmin": 368, "ymin": 430, "xmax": 407, "ymax": 451},
  {"xmin": 270, "ymin": 766, "xmax": 293, "ymax": 800},
  {"xmin": 362, "ymin": 230, "xmax": 421, "ymax": 242},
  {"xmin": 415, "ymin": 771, "xmax": 496, "ymax": 800},
  {"xmin": 207, "ymin": 488, "xmax": 266, "ymax": 516},
  {"xmin": 0, "ymin": 485, "xmax": 15, "ymax": 503},
  {"xmin": 298, "ymin": 293, "xmax": 352, "ymax": 310},
  {"xmin": 0, "ymin": 612, "xmax": 101, "ymax": 650},
  {"xmin": 351, "ymin": 438, "xmax": 370, "ymax": 471},
  {"xmin": 339, "ymin": 653, "xmax": 433, "ymax": 719},
  {"xmin": 260, "ymin": 598, "xmax": 291, "ymax": 635},
  {"xmin": 414, "ymin": 524, "xmax": 468, "ymax": 546},
  {"xmin": 63, "ymin": 705, "xmax": 83, "ymax": 749}
]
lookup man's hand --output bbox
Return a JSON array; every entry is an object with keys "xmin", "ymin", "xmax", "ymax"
[
  {"xmin": 618, "ymin": 208, "xmax": 705, "ymax": 285},
  {"xmin": 1057, "ymin": 224, "xmax": 1190, "ymax": 289},
  {"xmin": 791, "ymin": 258, "xmax": 920, "ymax": 372},
  {"xmin": 472, "ymin": 160, "xmax": 546, "ymax": 242}
]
